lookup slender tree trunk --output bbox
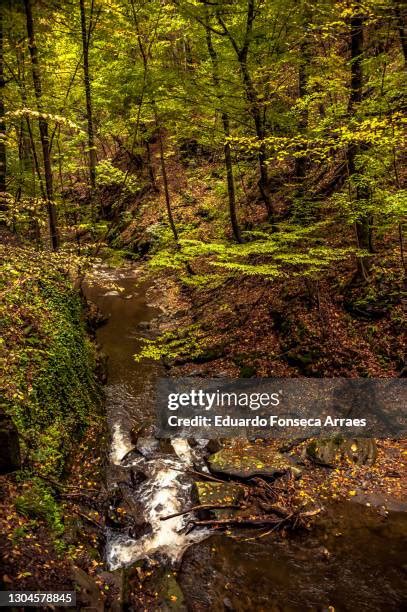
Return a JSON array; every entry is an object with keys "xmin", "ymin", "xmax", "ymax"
[
  {"xmin": 145, "ymin": 141, "xmax": 157, "ymax": 190},
  {"xmin": 205, "ymin": 22, "xmax": 242, "ymax": 243},
  {"xmin": 153, "ymin": 107, "xmax": 178, "ymax": 242},
  {"xmin": 24, "ymin": 0, "xmax": 59, "ymax": 250},
  {"xmin": 216, "ymin": 0, "xmax": 274, "ymax": 222},
  {"xmin": 79, "ymin": 0, "xmax": 96, "ymax": 191},
  {"xmin": 239, "ymin": 56, "xmax": 274, "ymax": 223},
  {"xmin": 394, "ymin": 1, "xmax": 407, "ymax": 67},
  {"xmin": 0, "ymin": 7, "xmax": 6, "ymax": 210},
  {"xmin": 222, "ymin": 114, "xmax": 243, "ymax": 243},
  {"xmin": 347, "ymin": 0, "xmax": 372, "ymax": 277},
  {"xmin": 295, "ymin": 36, "xmax": 310, "ymax": 182}
]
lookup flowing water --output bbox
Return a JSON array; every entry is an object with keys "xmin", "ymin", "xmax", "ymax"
[
  {"xmin": 84, "ymin": 264, "xmax": 407, "ymax": 611},
  {"xmin": 83, "ymin": 265, "xmax": 206, "ymax": 571}
]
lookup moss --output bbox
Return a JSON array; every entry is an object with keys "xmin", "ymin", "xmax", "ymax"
[{"xmin": 0, "ymin": 245, "xmax": 101, "ymax": 478}]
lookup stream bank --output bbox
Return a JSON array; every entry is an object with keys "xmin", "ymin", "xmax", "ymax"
[
  {"xmin": 84, "ymin": 262, "xmax": 407, "ymax": 611},
  {"xmin": 0, "ymin": 244, "xmax": 106, "ymax": 603}
]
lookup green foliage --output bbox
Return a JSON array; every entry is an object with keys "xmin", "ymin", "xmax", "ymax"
[
  {"xmin": 15, "ymin": 478, "xmax": 64, "ymax": 537},
  {"xmin": 0, "ymin": 245, "xmax": 101, "ymax": 477},
  {"xmin": 96, "ymin": 159, "xmax": 139, "ymax": 194},
  {"xmin": 134, "ymin": 324, "xmax": 205, "ymax": 363},
  {"xmin": 148, "ymin": 222, "xmax": 353, "ymax": 280}
]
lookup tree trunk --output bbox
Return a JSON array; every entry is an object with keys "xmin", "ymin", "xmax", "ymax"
[
  {"xmin": 24, "ymin": 0, "xmax": 59, "ymax": 250},
  {"xmin": 153, "ymin": 107, "xmax": 178, "ymax": 243},
  {"xmin": 79, "ymin": 0, "xmax": 96, "ymax": 191},
  {"xmin": 294, "ymin": 35, "xmax": 310, "ymax": 182},
  {"xmin": 239, "ymin": 56, "xmax": 274, "ymax": 223},
  {"xmin": 216, "ymin": 0, "xmax": 274, "ymax": 223},
  {"xmin": 347, "ymin": 0, "xmax": 372, "ymax": 277},
  {"xmin": 205, "ymin": 22, "xmax": 242, "ymax": 243},
  {"xmin": 222, "ymin": 114, "xmax": 243, "ymax": 243},
  {"xmin": 394, "ymin": 1, "xmax": 407, "ymax": 67},
  {"xmin": 0, "ymin": 7, "xmax": 6, "ymax": 210}
]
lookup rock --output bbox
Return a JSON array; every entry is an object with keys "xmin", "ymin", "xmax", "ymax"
[
  {"xmin": 99, "ymin": 569, "xmax": 124, "ymax": 612},
  {"xmin": 95, "ymin": 348, "xmax": 108, "ymax": 384},
  {"xmin": 194, "ymin": 481, "xmax": 245, "ymax": 508},
  {"xmin": 71, "ymin": 565, "xmax": 104, "ymax": 611},
  {"xmin": 86, "ymin": 301, "xmax": 108, "ymax": 331},
  {"xmin": 194, "ymin": 480, "xmax": 245, "ymax": 519},
  {"xmin": 0, "ymin": 410, "xmax": 21, "ymax": 474},
  {"xmin": 136, "ymin": 437, "xmax": 160, "ymax": 458},
  {"xmin": 129, "ymin": 521, "xmax": 152, "ymax": 539},
  {"xmin": 130, "ymin": 422, "xmax": 152, "ymax": 445},
  {"xmin": 208, "ymin": 443, "xmax": 298, "ymax": 479},
  {"xmin": 205, "ymin": 439, "xmax": 223, "ymax": 455},
  {"xmin": 130, "ymin": 468, "xmax": 148, "ymax": 488},
  {"xmin": 127, "ymin": 565, "xmax": 187, "ymax": 611},
  {"xmin": 159, "ymin": 439, "xmax": 176, "ymax": 454},
  {"xmin": 345, "ymin": 438, "xmax": 377, "ymax": 465},
  {"xmin": 305, "ymin": 438, "xmax": 377, "ymax": 466},
  {"xmin": 137, "ymin": 321, "xmax": 151, "ymax": 330}
]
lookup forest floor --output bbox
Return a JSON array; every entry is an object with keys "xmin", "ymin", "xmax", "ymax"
[
  {"xmin": 116, "ymin": 150, "xmax": 407, "ymax": 509},
  {"xmin": 1, "ymin": 146, "xmax": 405, "ymax": 605},
  {"xmin": 146, "ymin": 268, "xmax": 407, "ymax": 510}
]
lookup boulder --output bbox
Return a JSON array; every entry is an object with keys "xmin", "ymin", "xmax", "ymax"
[
  {"xmin": 208, "ymin": 443, "xmax": 300, "ymax": 479},
  {"xmin": 305, "ymin": 437, "xmax": 377, "ymax": 466},
  {"xmin": 194, "ymin": 481, "xmax": 245, "ymax": 507}
]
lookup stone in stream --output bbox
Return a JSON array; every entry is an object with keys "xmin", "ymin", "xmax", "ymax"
[
  {"xmin": 194, "ymin": 481, "xmax": 245, "ymax": 519},
  {"xmin": 125, "ymin": 564, "xmax": 187, "ymax": 611},
  {"xmin": 71, "ymin": 565, "xmax": 104, "ymax": 611},
  {"xmin": 130, "ymin": 421, "xmax": 154, "ymax": 446},
  {"xmin": 208, "ymin": 443, "xmax": 301, "ymax": 480}
]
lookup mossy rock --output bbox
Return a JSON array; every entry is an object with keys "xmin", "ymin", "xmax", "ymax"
[
  {"xmin": 194, "ymin": 481, "xmax": 245, "ymax": 519},
  {"xmin": 208, "ymin": 443, "xmax": 300, "ymax": 479},
  {"xmin": 194, "ymin": 481, "xmax": 245, "ymax": 506},
  {"xmin": 305, "ymin": 437, "xmax": 377, "ymax": 466}
]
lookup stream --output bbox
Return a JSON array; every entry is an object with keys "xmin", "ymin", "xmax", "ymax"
[{"xmin": 84, "ymin": 264, "xmax": 407, "ymax": 611}]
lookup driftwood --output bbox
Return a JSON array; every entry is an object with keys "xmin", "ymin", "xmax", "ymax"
[
  {"xmin": 190, "ymin": 508, "xmax": 320, "ymax": 530},
  {"xmin": 190, "ymin": 515, "xmax": 293, "ymax": 528},
  {"xmin": 160, "ymin": 503, "xmax": 242, "ymax": 521},
  {"xmin": 171, "ymin": 466, "xmax": 227, "ymax": 484}
]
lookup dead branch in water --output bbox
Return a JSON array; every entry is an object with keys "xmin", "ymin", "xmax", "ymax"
[
  {"xmin": 190, "ymin": 515, "xmax": 293, "ymax": 528},
  {"xmin": 160, "ymin": 503, "xmax": 242, "ymax": 521}
]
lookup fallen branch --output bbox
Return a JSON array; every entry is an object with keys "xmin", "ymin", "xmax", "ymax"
[
  {"xmin": 71, "ymin": 507, "xmax": 104, "ymax": 530},
  {"xmin": 191, "ymin": 516, "xmax": 289, "ymax": 528},
  {"xmin": 171, "ymin": 467, "xmax": 227, "ymax": 484},
  {"xmin": 34, "ymin": 472, "xmax": 100, "ymax": 493},
  {"xmin": 160, "ymin": 503, "xmax": 241, "ymax": 521}
]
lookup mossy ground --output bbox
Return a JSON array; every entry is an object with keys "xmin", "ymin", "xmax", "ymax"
[{"xmin": 0, "ymin": 244, "xmax": 110, "ymax": 601}]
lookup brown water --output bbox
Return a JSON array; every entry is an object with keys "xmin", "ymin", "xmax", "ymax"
[
  {"xmin": 180, "ymin": 503, "xmax": 407, "ymax": 611},
  {"xmin": 84, "ymin": 264, "xmax": 407, "ymax": 611},
  {"xmin": 83, "ymin": 265, "xmax": 207, "ymax": 569}
]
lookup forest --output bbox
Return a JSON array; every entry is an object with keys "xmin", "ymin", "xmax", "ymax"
[{"xmin": 0, "ymin": 0, "xmax": 406, "ymax": 610}]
